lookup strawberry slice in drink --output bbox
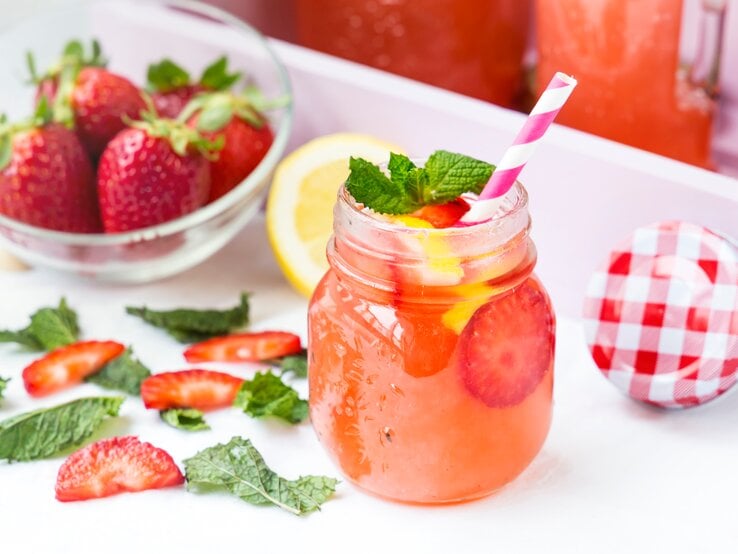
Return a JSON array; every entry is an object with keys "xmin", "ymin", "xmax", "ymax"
[
  {"xmin": 183, "ymin": 331, "xmax": 302, "ymax": 363},
  {"xmin": 410, "ymin": 198, "xmax": 470, "ymax": 228},
  {"xmin": 22, "ymin": 340, "xmax": 126, "ymax": 397},
  {"xmin": 456, "ymin": 279, "xmax": 555, "ymax": 407},
  {"xmin": 55, "ymin": 436, "xmax": 184, "ymax": 502},
  {"xmin": 140, "ymin": 369, "xmax": 244, "ymax": 411}
]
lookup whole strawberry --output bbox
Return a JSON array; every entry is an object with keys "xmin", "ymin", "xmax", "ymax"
[
  {"xmin": 97, "ymin": 112, "xmax": 220, "ymax": 232},
  {"xmin": 0, "ymin": 100, "xmax": 101, "ymax": 233},
  {"xmin": 183, "ymin": 89, "xmax": 277, "ymax": 202},
  {"xmin": 147, "ymin": 57, "xmax": 240, "ymax": 119},
  {"xmin": 30, "ymin": 40, "xmax": 146, "ymax": 158}
]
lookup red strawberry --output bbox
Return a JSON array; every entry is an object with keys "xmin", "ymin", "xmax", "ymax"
[
  {"xmin": 140, "ymin": 369, "xmax": 243, "ymax": 411},
  {"xmin": 96, "ymin": 113, "xmax": 218, "ymax": 232},
  {"xmin": 153, "ymin": 84, "xmax": 205, "ymax": 119},
  {"xmin": 147, "ymin": 57, "xmax": 241, "ymax": 119},
  {"xmin": 185, "ymin": 90, "xmax": 276, "ymax": 202},
  {"xmin": 456, "ymin": 280, "xmax": 555, "ymax": 407},
  {"xmin": 55, "ymin": 436, "xmax": 184, "ymax": 502},
  {"xmin": 69, "ymin": 67, "xmax": 146, "ymax": 157},
  {"xmin": 411, "ymin": 198, "xmax": 470, "ymax": 228},
  {"xmin": 183, "ymin": 331, "xmax": 302, "ymax": 363},
  {"xmin": 22, "ymin": 340, "xmax": 125, "ymax": 397},
  {"xmin": 30, "ymin": 40, "xmax": 145, "ymax": 158},
  {"xmin": 0, "ymin": 102, "xmax": 101, "ymax": 233}
]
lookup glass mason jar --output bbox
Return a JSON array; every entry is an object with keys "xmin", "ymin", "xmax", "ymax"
[{"xmin": 308, "ymin": 181, "xmax": 555, "ymax": 503}]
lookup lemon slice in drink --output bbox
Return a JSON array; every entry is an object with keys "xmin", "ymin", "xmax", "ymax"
[{"xmin": 266, "ymin": 133, "xmax": 402, "ymax": 297}]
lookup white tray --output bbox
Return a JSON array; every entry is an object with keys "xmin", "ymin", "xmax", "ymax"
[{"xmin": 2, "ymin": 9, "xmax": 738, "ymax": 553}]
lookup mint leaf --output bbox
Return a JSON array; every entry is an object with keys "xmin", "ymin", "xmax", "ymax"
[
  {"xmin": 234, "ymin": 371, "xmax": 308, "ymax": 424},
  {"xmin": 0, "ymin": 329, "xmax": 41, "ymax": 350},
  {"xmin": 346, "ymin": 150, "xmax": 494, "ymax": 214},
  {"xmin": 345, "ymin": 157, "xmax": 419, "ymax": 215},
  {"xmin": 0, "ymin": 377, "xmax": 8, "ymax": 401},
  {"xmin": 387, "ymin": 153, "xmax": 416, "ymax": 189},
  {"xmin": 0, "ymin": 298, "xmax": 79, "ymax": 351},
  {"xmin": 161, "ymin": 408, "xmax": 209, "ymax": 431},
  {"xmin": 28, "ymin": 297, "xmax": 80, "ymax": 350},
  {"xmin": 147, "ymin": 58, "xmax": 191, "ymax": 92},
  {"xmin": 199, "ymin": 56, "xmax": 241, "ymax": 90},
  {"xmin": 423, "ymin": 150, "xmax": 493, "ymax": 204},
  {"xmin": 184, "ymin": 437, "xmax": 338, "ymax": 515},
  {"xmin": 404, "ymin": 167, "xmax": 430, "ymax": 204},
  {"xmin": 85, "ymin": 348, "xmax": 151, "ymax": 395},
  {"xmin": 0, "ymin": 396, "xmax": 124, "ymax": 461},
  {"xmin": 275, "ymin": 350, "xmax": 308, "ymax": 378},
  {"xmin": 126, "ymin": 293, "xmax": 250, "ymax": 343}
]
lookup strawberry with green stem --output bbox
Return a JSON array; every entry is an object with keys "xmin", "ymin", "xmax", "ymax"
[
  {"xmin": 97, "ymin": 110, "xmax": 222, "ymax": 232},
  {"xmin": 181, "ymin": 88, "xmax": 280, "ymax": 202},
  {"xmin": 147, "ymin": 56, "xmax": 241, "ymax": 118},
  {"xmin": 29, "ymin": 39, "xmax": 146, "ymax": 158},
  {"xmin": 0, "ymin": 98, "xmax": 101, "ymax": 232}
]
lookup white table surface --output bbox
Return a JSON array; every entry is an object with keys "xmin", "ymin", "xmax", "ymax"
[{"xmin": 1, "ymin": 215, "xmax": 737, "ymax": 554}]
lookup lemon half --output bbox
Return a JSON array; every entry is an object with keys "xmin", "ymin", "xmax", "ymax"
[{"xmin": 266, "ymin": 133, "xmax": 402, "ymax": 297}]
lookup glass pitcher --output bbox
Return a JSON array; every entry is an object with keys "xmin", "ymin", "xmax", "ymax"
[
  {"xmin": 536, "ymin": 0, "xmax": 726, "ymax": 168},
  {"xmin": 295, "ymin": 0, "xmax": 532, "ymax": 108}
]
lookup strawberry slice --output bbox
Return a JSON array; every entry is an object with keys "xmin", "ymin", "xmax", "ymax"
[
  {"xmin": 456, "ymin": 280, "xmax": 555, "ymax": 407},
  {"xmin": 140, "ymin": 369, "xmax": 244, "ymax": 411},
  {"xmin": 411, "ymin": 198, "xmax": 470, "ymax": 228},
  {"xmin": 22, "ymin": 340, "xmax": 125, "ymax": 397},
  {"xmin": 55, "ymin": 436, "xmax": 184, "ymax": 502},
  {"xmin": 183, "ymin": 331, "xmax": 302, "ymax": 363}
]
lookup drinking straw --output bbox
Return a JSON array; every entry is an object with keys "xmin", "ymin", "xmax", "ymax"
[{"xmin": 459, "ymin": 72, "xmax": 577, "ymax": 225}]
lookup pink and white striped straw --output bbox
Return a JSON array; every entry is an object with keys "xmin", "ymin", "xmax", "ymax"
[{"xmin": 460, "ymin": 71, "xmax": 578, "ymax": 225}]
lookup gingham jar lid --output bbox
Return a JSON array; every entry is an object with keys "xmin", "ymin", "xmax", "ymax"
[{"xmin": 583, "ymin": 221, "xmax": 738, "ymax": 408}]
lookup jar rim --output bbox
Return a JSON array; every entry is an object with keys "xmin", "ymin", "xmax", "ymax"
[{"xmin": 337, "ymin": 180, "xmax": 529, "ymax": 240}]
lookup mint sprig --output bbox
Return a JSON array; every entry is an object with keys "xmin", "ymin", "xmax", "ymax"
[
  {"xmin": 126, "ymin": 293, "xmax": 250, "ymax": 343},
  {"xmin": 0, "ymin": 297, "xmax": 79, "ymax": 351},
  {"xmin": 160, "ymin": 408, "xmax": 209, "ymax": 431},
  {"xmin": 234, "ymin": 371, "xmax": 308, "ymax": 424},
  {"xmin": 346, "ymin": 150, "xmax": 494, "ymax": 215},
  {"xmin": 184, "ymin": 437, "xmax": 338, "ymax": 515},
  {"xmin": 0, "ymin": 396, "xmax": 123, "ymax": 461}
]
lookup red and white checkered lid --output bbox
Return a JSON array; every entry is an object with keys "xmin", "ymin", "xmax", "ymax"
[{"xmin": 583, "ymin": 221, "xmax": 738, "ymax": 408}]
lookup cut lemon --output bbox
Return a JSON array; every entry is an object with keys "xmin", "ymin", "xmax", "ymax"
[{"xmin": 266, "ymin": 133, "xmax": 402, "ymax": 297}]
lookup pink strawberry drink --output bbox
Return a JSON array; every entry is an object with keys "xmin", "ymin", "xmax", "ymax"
[{"xmin": 308, "ymin": 156, "xmax": 555, "ymax": 503}]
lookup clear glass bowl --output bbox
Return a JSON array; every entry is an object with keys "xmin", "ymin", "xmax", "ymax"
[{"xmin": 0, "ymin": 0, "xmax": 292, "ymax": 282}]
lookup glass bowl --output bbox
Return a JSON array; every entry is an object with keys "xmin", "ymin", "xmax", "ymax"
[{"xmin": 0, "ymin": 0, "xmax": 292, "ymax": 282}]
